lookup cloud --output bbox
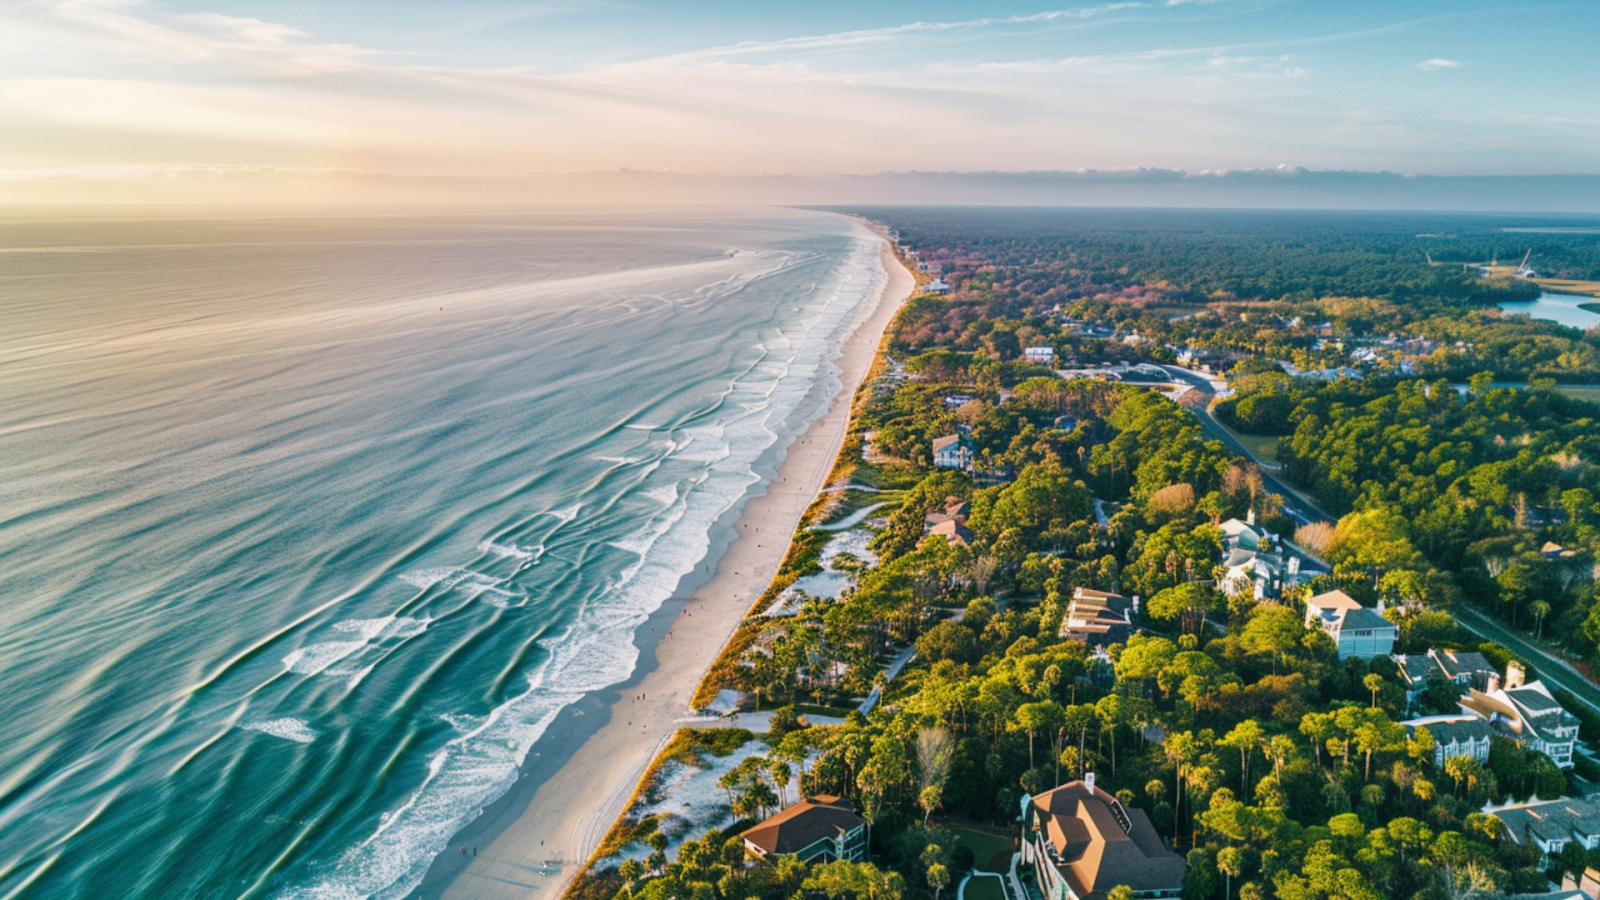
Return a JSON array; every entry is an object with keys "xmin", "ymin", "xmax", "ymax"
[
  {"xmin": 1415, "ymin": 58, "xmax": 1462, "ymax": 71},
  {"xmin": 665, "ymin": 4, "xmax": 1148, "ymax": 61}
]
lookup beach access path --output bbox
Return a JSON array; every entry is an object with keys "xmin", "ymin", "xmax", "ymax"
[{"xmin": 432, "ymin": 226, "xmax": 915, "ymax": 900}]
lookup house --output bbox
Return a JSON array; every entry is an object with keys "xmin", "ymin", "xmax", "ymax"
[
  {"xmin": 924, "ymin": 519, "xmax": 975, "ymax": 550},
  {"xmin": 925, "ymin": 497, "xmax": 970, "ymax": 528},
  {"xmin": 1486, "ymin": 795, "xmax": 1600, "ymax": 861},
  {"xmin": 1054, "ymin": 415, "xmax": 1079, "ymax": 432},
  {"xmin": 932, "ymin": 434, "xmax": 973, "ymax": 470},
  {"xmin": 1060, "ymin": 588, "xmax": 1135, "ymax": 647},
  {"xmin": 1020, "ymin": 774, "xmax": 1186, "ymax": 900},
  {"xmin": 924, "ymin": 277, "xmax": 950, "ymax": 295},
  {"xmin": 1403, "ymin": 714, "xmax": 1494, "ymax": 766},
  {"xmin": 1544, "ymin": 541, "xmax": 1577, "ymax": 560},
  {"xmin": 741, "ymin": 795, "xmax": 866, "ymax": 863},
  {"xmin": 1460, "ymin": 668, "xmax": 1580, "ymax": 768},
  {"xmin": 1394, "ymin": 649, "xmax": 1497, "ymax": 692},
  {"xmin": 1025, "ymin": 346, "xmax": 1057, "ymax": 366},
  {"xmin": 1219, "ymin": 547, "xmax": 1295, "ymax": 600},
  {"xmin": 1303, "ymin": 590, "xmax": 1396, "ymax": 659},
  {"xmin": 1219, "ymin": 516, "xmax": 1265, "ymax": 552},
  {"xmin": 942, "ymin": 394, "xmax": 977, "ymax": 410}
]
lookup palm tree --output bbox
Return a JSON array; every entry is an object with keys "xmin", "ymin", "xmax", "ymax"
[
  {"xmin": 769, "ymin": 759, "xmax": 793, "ymax": 809},
  {"xmin": 746, "ymin": 780, "xmax": 779, "ymax": 819},
  {"xmin": 1531, "ymin": 600, "xmax": 1551, "ymax": 639},
  {"xmin": 618, "ymin": 858, "xmax": 644, "ymax": 889},
  {"xmin": 1217, "ymin": 847, "xmax": 1244, "ymax": 900}
]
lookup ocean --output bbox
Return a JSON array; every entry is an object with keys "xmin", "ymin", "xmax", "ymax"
[{"xmin": 0, "ymin": 207, "xmax": 885, "ymax": 899}]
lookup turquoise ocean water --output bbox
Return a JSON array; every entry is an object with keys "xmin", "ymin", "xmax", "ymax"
[{"xmin": 0, "ymin": 208, "xmax": 883, "ymax": 899}]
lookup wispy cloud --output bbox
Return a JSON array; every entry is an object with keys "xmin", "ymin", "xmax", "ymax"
[
  {"xmin": 662, "ymin": 4, "xmax": 1148, "ymax": 61},
  {"xmin": 1415, "ymin": 57, "xmax": 1462, "ymax": 71}
]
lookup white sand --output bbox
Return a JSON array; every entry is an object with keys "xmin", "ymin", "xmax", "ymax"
[{"xmin": 431, "ymin": 225, "xmax": 914, "ymax": 900}]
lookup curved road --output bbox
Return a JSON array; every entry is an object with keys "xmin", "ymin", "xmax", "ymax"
[{"xmin": 1152, "ymin": 364, "xmax": 1335, "ymax": 526}]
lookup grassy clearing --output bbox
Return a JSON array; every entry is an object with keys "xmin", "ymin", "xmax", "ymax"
[
  {"xmin": 1535, "ymin": 278, "xmax": 1600, "ymax": 298},
  {"xmin": 949, "ymin": 823, "xmax": 1017, "ymax": 873},
  {"xmin": 1557, "ymin": 385, "xmax": 1600, "ymax": 403},
  {"xmin": 1212, "ymin": 418, "xmax": 1282, "ymax": 463},
  {"xmin": 964, "ymin": 874, "xmax": 1008, "ymax": 900}
]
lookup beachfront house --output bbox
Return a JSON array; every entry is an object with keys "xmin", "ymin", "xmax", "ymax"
[
  {"xmin": 741, "ymin": 795, "xmax": 865, "ymax": 864},
  {"xmin": 1459, "ymin": 667, "xmax": 1580, "ymax": 769},
  {"xmin": 1020, "ymin": 774, "xmax": 1186, "ymax": 900},
  {"xmin": 1304, "ymin": 589, "xmax": 1397, "ymax": 660},
  {"xmin": 932, "ymin": 434, "xmax": 973, "ymax": 471},
  {"xmin": 1402, "ymin": 714, "xmax": 1495, "ymax": 766}
]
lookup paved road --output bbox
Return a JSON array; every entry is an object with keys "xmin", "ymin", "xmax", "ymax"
[
  {"xmin": 1154, "ymin": 364, "xmax": 1335, "ymax": 525},
  {"xmin": 1452, "ymin": 604, "xmax": 1600, "ymax": 716}
]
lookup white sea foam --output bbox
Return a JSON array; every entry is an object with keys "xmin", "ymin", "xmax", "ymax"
[
  {"xmin": 330, "ymin": 615, "xmax": 432, "ymax": 641},
  {"xmin": 283, "ymin": 641, "xmax": 369, "ymax": 675},
  {"xmin": 397, "ymin": 567, "xmax": 460, "ymax": 590},
  {"xmin": 241, "ymin": 718, "xmax": 318, "ymax": 744},
  {"xmin": 548, "ymin": 504, "xmax": 582, "ymax": 524},
  {"xmin": 642, "ymin": 484, "xmax": 678, "ymax": 506},
  {"xmin": 594, "ymin": 455, "xmax": 643, "ymax": 465},
  {"xmin": 398, "ymin": 567, "xmax": 518, "ymax": 605},
  {"xmin": 478, "ymin": 540, "xmax": 542, "ymax": 562},
  {"xmin": 272, "ymin": 222, "xmax": 888, "ymax": 900}
]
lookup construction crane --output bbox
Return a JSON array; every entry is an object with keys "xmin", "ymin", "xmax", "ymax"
[{"xmin": 1515, "ymin": 249, "xmax": 1538, "ymax": 278}]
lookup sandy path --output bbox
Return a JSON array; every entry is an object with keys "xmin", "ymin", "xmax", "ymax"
[{"xmin": 430, "ymin": 225, "xmax": 913, "ymax": 900}]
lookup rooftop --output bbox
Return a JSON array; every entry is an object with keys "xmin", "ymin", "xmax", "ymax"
[
  {"xmin": 1028, "ymin": 779, "xmax": 1186, "ymax": 898},
  {"xmin": 741, "ymin": 796, "xmax": 863, "ymax": 857}
]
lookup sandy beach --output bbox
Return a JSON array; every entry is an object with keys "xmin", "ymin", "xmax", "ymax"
[{"xmin": 424, "ymin": 223, "xmax": 913, "ymax": 900}]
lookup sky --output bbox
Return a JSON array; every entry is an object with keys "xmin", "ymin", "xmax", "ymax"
[{"xmin": 6, "ymin": 0, "xmax": 1600, "ymax": 205}]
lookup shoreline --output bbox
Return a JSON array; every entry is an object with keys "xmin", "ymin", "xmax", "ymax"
[{"xmin": 423, "ymin": 220, "xmax": 915, "ymax": 900}]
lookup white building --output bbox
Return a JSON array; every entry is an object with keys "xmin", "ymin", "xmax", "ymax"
[
  {"xmin": 932, "ymin": 434, "xmax": 972, "ymax": 471},
  {"xmin": 1025, "ymin": 346, "xmax": 1056, "ymax": 366},
  {"xmin": 1303, "ymin": 589, "xmax": 1397, "ymax": 659},
  {"xmin": 1403, "ymin": 714, "xmax": 1495, "ymax": 766}
]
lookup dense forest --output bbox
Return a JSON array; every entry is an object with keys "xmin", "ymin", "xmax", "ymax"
[{"xmin": 577, "ymin": 208, "xmax": 1600, "ymax": 900}]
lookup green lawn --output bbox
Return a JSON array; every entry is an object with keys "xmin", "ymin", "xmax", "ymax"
[
  {"xmin": 963, "ymin": 875, "xmax": 1007, "ymax": 900},
  {"xmin": 1557, "ymin": 385, "xmax": 1600, "ymax": 403},
  {"xmin": 949, "ymin": 824, "xmax": 1017, "ymax": 873},
  {"xmin": 1214, "ymin": 419, "xmax": 1282, "ymax": 463}
]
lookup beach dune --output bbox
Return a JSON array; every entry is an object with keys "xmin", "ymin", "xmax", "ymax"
[{"xmin": 427, "ymin": 226, "xmax": 914, "ymax": 900}]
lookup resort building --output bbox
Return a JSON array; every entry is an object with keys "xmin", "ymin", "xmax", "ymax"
[
  {"xmin": 1459, "ymin": 670, "xmax": 1580, "ymax": 769},
  {"xmin": 1059, "ymin": 588, "xmax": 1135, "ymax": 648},
  {"xmin": 1020, "ymin": 774, "xmax": 1186, "ymax": 900},
  {"xmin": 1303, "ymin": 590, "xmax": 1397, "ymax": 660},
  {"xmin": 932, "ymin": 434, "xmax": 973, "ymax": 471},
  {"xmin": 1487, "ymin": 795, "xmax": 1600, "ymax": 860},
  {"xmin": 741, "ymin": 795, "xmax": 866, "ymax": 864},
  {"xmin": 1402, "ymin": 714, "xmax": 1495, "ymax": 766}
]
